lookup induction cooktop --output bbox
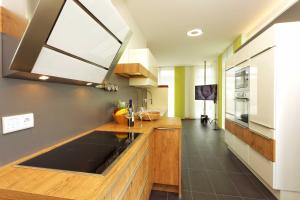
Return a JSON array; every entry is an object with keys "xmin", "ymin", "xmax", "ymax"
[{"xmin": 19, "ymin": 131, "xmax": 140, "ymax": 174}]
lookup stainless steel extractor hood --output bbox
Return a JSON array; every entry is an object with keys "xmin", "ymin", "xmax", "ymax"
[{"xmin": 2, "ymin": 0, "xmax": 131, "ymax": 86}]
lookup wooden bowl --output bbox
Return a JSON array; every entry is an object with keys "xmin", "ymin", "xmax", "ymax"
[
  {"xmin": 113, "ymin": 113, "xmax": 128, "ymax": 125},
  {"xmin": 136, "ymin": 111, "xmax": 160, "ymax": 121}
]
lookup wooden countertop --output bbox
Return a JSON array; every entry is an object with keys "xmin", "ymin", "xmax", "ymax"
[{"xmin": 0, "ymin": 117, "xmax": 181, "ymax": 200}]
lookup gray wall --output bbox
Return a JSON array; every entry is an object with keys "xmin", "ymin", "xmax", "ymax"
[{"xmin": 0, "ymin": 33, "xmax": 145, "ymax": 166}]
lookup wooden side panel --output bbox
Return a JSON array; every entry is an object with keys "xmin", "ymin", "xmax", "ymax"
[
  {"xmin": 225, "ymin": 119, "xmax": 275, "ymax": 162},
  {"xmin": 153, "ymin": 129, "xmax": 180, "ymax": 186}
]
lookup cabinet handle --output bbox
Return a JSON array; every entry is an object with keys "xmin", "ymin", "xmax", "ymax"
[{"xmin": 156, "ymin": 128, "xmax": 176, "ymax": 130}]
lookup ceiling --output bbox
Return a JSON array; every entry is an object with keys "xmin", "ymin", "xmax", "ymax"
[{"xmin": 124, "ymin": 0, "xmax": 287, "ymax": 66}]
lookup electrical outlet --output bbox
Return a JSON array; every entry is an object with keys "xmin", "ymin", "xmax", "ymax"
[{"xmin": 2, "ymin": 113, "xmax": 34, "ymax": 134}]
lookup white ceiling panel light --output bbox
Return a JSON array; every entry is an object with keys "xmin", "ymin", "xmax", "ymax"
[{"xmin": 187, "ymin": 29, "xmax": 203, "ymax": 37}]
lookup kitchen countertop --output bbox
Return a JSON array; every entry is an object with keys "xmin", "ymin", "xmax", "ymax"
[{"xmin": 0, "ymin": 117, "xmax": 181, "ymax": 200}]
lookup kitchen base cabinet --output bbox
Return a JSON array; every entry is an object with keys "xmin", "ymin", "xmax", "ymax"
[
  {"xmin": 225, "ymin": 119, "xmax": 276, "ymax": 196},
  {"xmin": 0, "ymin": 118, "xmax": 182, "ymax": 200},
  {"xmin": 105, "ymin": 138, "xmax": 152, "ymax": 200},
  {"xmin": 152, "ymin": 128, "xmax": 181, "ymax": 197}
]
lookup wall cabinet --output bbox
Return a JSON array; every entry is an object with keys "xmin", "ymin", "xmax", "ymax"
[
  {"xmin": 226, "ymin": 22, "xmax": 300, "ymax": 198},
  {"xmin": 117, "ymin": 48, "xmax": 158, "ymax": 87},
  {"xmin": 249, "ymin": 48, "xmax": 275, "ymax": 130},
  {"xmin": 152, "ymin": 128, "xmax": 181, "ymax": 193},
  {"xmin": 225, "ymin": 67, "xmax": 235, "ymax": 117}
]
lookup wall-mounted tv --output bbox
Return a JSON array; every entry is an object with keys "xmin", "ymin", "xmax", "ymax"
[{"xmin": 195, "ymin": 84, "xmax": 217, "ymax": 102}]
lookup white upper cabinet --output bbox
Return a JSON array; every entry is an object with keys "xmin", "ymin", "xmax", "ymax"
[
  {"xmin": 47, "ymin": 0, "xmax": 121, "ymax": 69},
  {"xmin": 225, "ymin": 67, "xmax": 236, "ymax": 116},
  {"xmin": 79, "ymin": 0, "xmax": 130, "ymax": 42},
  {"xmin": 249, "ymin": 48, "xmax": 275, "ymax": 130}
]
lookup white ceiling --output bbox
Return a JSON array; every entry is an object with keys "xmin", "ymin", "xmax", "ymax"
[{"xmin": 125, "ymin": 0, "xmax": 285, "ymax": 66}]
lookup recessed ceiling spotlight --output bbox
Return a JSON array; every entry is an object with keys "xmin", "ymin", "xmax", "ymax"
[
  {"xmin": 187, "ymin": 29, "xmax": 203, "ymax": 37},
  {"xmin": 86, "ymin": 82, "xmax": 93, "ymax": 86},
  {"xmin": 39, "ymin": 75, "xmax": 49, "ymax": 80}
]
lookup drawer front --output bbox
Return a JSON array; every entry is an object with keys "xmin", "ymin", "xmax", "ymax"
[
  {"xmin": 225, "ymin": 119, "xmax": 275, "ymax": 162},
  {"xmin": 249, "ymin": 130, "xmax": 275, "ymax": 162},
  {"xmin": 111, "ymin": 168, "xmax": 130, "ymax": 200},
  {"xmin": 249, "ymin": 148, "xmax": 274, "ymax": 187}
]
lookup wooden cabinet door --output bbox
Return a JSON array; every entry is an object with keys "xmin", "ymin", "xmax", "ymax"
[{"xmin": 153, "ymin": 128, "xmax": 180, "ymax": 185}]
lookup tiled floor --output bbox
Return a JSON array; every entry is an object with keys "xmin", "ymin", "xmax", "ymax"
[{"xmin": 150, "ymin": 120, "xmax": 277, "ymax": 200}]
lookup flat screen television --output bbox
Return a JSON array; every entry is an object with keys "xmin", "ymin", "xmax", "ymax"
[{"xmin": 195, "ymin": 84, "xmax": 217, "ymax": 102}]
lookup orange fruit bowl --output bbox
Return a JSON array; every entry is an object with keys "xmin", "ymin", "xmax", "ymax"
[{"xmin": 112, "ymin": 113, "xmax": 128, "ymax": 125}]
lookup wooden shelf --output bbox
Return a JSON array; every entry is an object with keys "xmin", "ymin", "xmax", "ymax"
[{"xmin": 114, "ymin": 63, "xmax": 158, "ymax": 82}]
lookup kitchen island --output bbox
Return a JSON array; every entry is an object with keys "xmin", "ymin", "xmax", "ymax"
[{"xmin": 0, "ymin": 117, "xmax": 182, "ymax": 200}]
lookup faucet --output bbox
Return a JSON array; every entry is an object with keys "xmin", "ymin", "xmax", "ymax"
[{"xmin": 143, "ymin": 90, "xmax": 153, "ymax": 109}]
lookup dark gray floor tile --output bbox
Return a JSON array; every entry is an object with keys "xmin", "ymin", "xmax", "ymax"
[
  {"xmin": 203, "ymin": 156, "xmax": 224, "ymax": 171},
  {"xmin": 246, "ymin": 173, "xmax": 277, "ymax": 200},
  {"xmin": 181, "ymin": 120, "xmax": 276, "ymax": 200},
  {"xmin": 218, "ymin": 155, "xmax": 243, "ymax": 173},
  {"xmin": 182, "ymin": 169, "xmax": 190, "ymax": 190},
  {"xmin": 229, "ymin": 173, "xmax": 265, "ymax": 199},
  {"xmin": 183, "ymin": 157, "xmax": 189, "ymax": 169},
  {"xmin": 150, "ymin": 190, "xmax": 167, "ymax": 200},
  {"xmin": 207, "ymin": 170, "xmax": 240, "ymax": 196},
  {"xmin": 217, "ymin": 195, "xmax": 243, "ymax": 200},
  {"xmin": 182, "ymin": 191, "xmax": 193, "ymax": 200},
  {"xmin": 167, "ymin": 192, "xmax": 180, "ymax": 200},
  {"xmin": 188, "ymin": 156, "xmax": 206, "ymax": 170},
  {"xmin": 192, "ymin": 192, "xmax": 218, "ymax": 200},
  {"xmin": 236, "ymin": 161, "xmax": 252, "ymax": 175},
  {"xmin": 189, "ymin": 170, "xmax": 214, "ymax": 193}
]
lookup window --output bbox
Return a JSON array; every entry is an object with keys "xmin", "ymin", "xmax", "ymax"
[{"xmin": 158, "ymin": 67, "xmax": 174, "ymax": 117}]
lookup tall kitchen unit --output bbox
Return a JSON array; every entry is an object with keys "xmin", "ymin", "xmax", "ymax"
[{"xmin": 225, "ymin": 22, "xmax": 300, "ymax": 200}]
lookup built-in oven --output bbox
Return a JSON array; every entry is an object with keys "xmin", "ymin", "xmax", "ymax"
[
  {"xmin": 235, "ymin": 91, "xmax": 249, "ymax": 126},
  {"xmin": 234, "ymin": 67, "xmax": 250, "ymax": 126},
  {"xmin": 235, "ymin": 67, "xmax": 249, "ymax": 90}
]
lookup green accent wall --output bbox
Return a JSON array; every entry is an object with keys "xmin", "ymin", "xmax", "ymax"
[
  {"xmin": 174, "ymin": 67, "xmax": 185, "ymax": 119},
  {"xmin": 233, "ymin": 35, "xmax": 242, "ymax": 52},
  {"xmin": 217, "ymin": 55, "xmax": 223, "ymax": 127}
]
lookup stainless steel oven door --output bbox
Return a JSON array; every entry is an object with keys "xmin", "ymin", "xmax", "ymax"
[
  {"xmin": 235, "ymin": 97, "xmax": 249, "ymax": 126},
  {"xmin": 235, "ymin": 67, "xmax": 249, "ymax": 90}
]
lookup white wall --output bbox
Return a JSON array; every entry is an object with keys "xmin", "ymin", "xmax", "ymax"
[
  {"xmin": 158, "ymin": 67, "xmax": 174, "ymax": 117},
  {"xmin": 148, "ymin": 87, "xmax": 168, "ymax": 116}
]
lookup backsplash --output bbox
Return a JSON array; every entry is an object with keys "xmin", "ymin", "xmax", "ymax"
[{"xmin": 0, "ymin": 33, "xmax": 145, "ymax": 166}]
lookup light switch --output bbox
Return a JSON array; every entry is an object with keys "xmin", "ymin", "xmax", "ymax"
[{"xmin": 2, "ymin": 113, "xmax": 34, "ymax": 134}]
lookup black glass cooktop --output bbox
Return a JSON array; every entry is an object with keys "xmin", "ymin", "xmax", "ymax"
[{"xmin": 19, "ymin": 131, "xmax": 140, "ymax": 174}]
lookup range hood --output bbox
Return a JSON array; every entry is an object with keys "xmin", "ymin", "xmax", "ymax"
[{"xmin": 2, "ymin": 0, "xmax": 131, "ymax": 86}]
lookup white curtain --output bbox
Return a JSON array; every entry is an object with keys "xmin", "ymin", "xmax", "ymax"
[
  {"xmin": 158, "ymin": 67, "xmax": 175, "ymax": 117},
  {"xmin": 185, "ymin": 64, "xmax": 217, "ymax": 119}
]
